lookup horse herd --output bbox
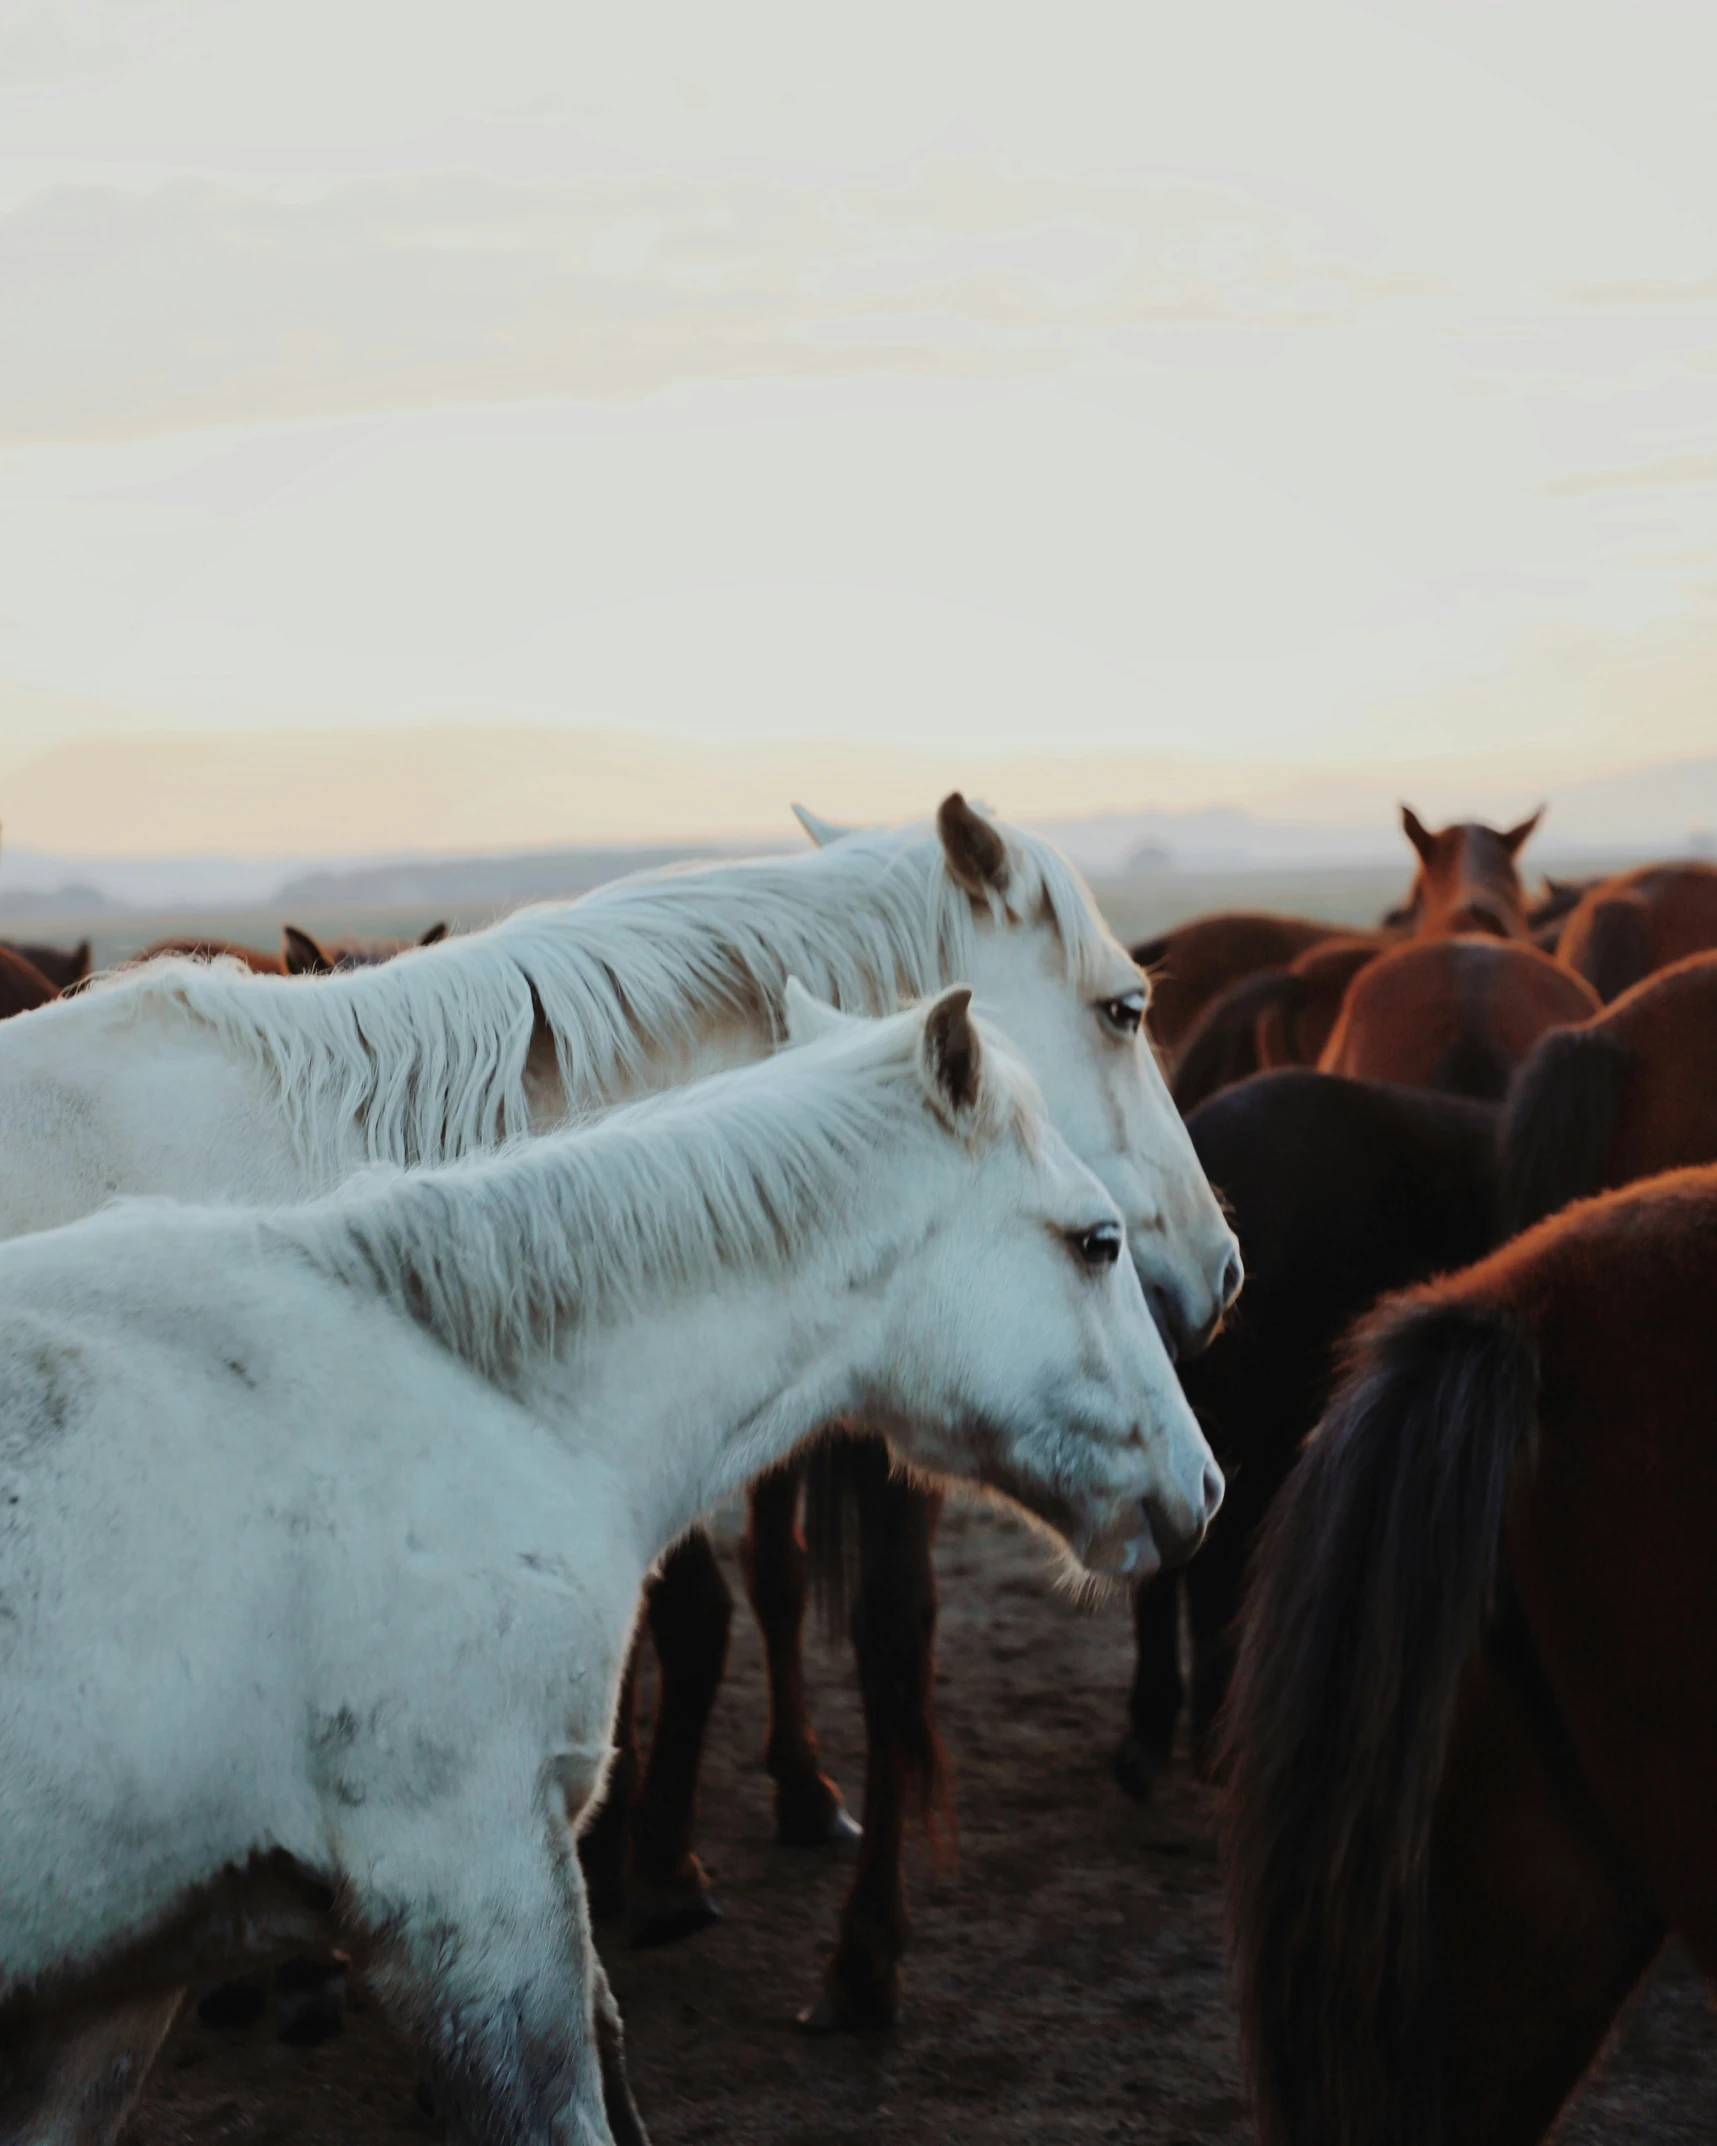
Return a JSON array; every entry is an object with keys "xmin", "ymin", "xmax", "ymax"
[{"xmin": 0, "ymin": 792, "xmax": 1712, "ymax": 2144}]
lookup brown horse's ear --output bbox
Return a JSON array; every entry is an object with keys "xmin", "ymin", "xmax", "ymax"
[
  {"xmin": 1501, "ymin": 806, "xmax": 1544, "ymax": 856},
  {"xmin": 418, "ymin": 921, "xmax": 449, "ymax": 947},
  {"xmin": 918, "ymin": 985, "xmax": 984, "ymax": 1128},
  {"xmin": 282, "ymin": 925, "xmax": 334, "ymax": 975},
  {"xmin": 936, "ymin": 793, "xmax": 1010, "ymax": 898},
  {"xmin": 1400, "ymin": 805, "xmax": 1436, "ymax": 863},
  {"xmin": 71, "ymin": 939, "xmax": 92, "ymax": 982}
]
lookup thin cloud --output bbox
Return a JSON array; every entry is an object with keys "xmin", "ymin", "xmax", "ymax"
[
  {"xmin": 1565, "ymin": 276, "xmax": 1717, "ymax": 308},
  {"xmin": 0, "ymin": 170, "xmax": 1439, "ymax": 444},
  {"xmin": 1543, "ymin": 451, "xmax": 1717, "ymax": 498}
]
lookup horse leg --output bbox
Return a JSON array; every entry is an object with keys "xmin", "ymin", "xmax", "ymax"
[
  {"xmin": 801, "ymin": 1435, "xmax": 945, "ymax": 2032},
  {"xmin": 0, "ymin": 1989, "xmax": 185, "ymax": 2146},
  {"xmin": 590, "ymin": 1957, "xmax": 648, "ymax": 2146},
  {"xmin": 628, "ymin": 1527, "xmax": 732, "ymax": 1949},
  {"xmin": 1118, "ymin": 1573, "xmax": 1182, "ymax": 1799},
  {"xmin": 739, "ymin": 1458, "xmax": 856, "ymax": 1846},
  {"xmin": 366, "ymin": 1833, "xmax": 630, "ymax": 2146},
  {"xmin": 577, "ymin": 1638, "xmax": 642, "ymax": 1922},
  {"xmin": 1432, "ymin": 1624, "xmax": 1662, "ymax": 2145}
]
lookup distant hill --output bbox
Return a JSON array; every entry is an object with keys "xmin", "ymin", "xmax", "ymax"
[{"xmin": 276, "ymin": 840, "xmax": 791, "ymax": 912}]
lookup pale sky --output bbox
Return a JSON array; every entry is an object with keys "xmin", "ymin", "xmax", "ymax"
[{"xmin": 2, "ymin": 0, "xmax": 1715, "ymax": 841}]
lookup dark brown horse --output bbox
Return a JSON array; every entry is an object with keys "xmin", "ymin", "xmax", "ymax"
[
  {"xmin": 1167, "ymin": 936, "xmax": 1383, "ymax": 1115},
  {"xmin": 1397, "ymin": 804, "xmax": 1542, "ymax": 939},
  {"xmin": 0, "ymin": 938, "xmax": 89, "ymax": 992},
  {"xmin": 1131, "ymin": 912, "xmax": 1348, "ymax": 1057},
  {"xmin": 1222, "ymin": 1165, "xmax": 1717, "ymax": 2145},
  {"xmin": 1319, "ymin": 937, "xmax": 1597, "ymax": 1099},
  {"xmin": 0, "ymin": 946, "xmax": 56, "ymax": 1019},
  {"xmin": 1500, "ymin": 950, "xmax": 1717, "ymax": 1232},
  {"xmin": 1525, "ymin": 876, "xmax": 1596, "ymax": 954},
  {"xmin": 1556, "ymin": 859, "xmax": 1717, "ymax": 1001},
  {"xmin": 1122, "ymin": 1070, "xmax": 1501, "ymax": 1796}
]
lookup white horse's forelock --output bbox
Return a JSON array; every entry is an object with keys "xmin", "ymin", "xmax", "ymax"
[
  {"xmin": 80, "ymin": 815, "xmax": 1119, "ymax": 1178},
  {"xmin": 271, "ymin": 1006, "xmax": 1039, "ymax": 1392}
]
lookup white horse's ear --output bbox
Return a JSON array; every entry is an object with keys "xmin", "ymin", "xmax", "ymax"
[
  {"xmin": 917, "ymin": 985, "xmax": 984, "ymax": 1129},
  {"xmin": 792, "ymin": 803, "xmax": 859, "ymax": 848},
  {"xmin": 936, "ymin": 792, "xmax": 1010, "ymax": 898},
  {"xmin": 783, "ymin": 976, "xmax": 850, "ymax": 1046}
]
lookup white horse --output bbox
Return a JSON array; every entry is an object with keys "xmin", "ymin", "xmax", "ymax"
[
  {"xmin": 0, "ymin": 989, "xmax": 1221, "ymax": 2146},
  {"xmin": 0, "ymin": 794, "xmax": 1238, "ymax": 1345}
]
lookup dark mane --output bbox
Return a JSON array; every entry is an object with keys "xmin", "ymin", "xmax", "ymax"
[
  {"xmin": 1498, "ymin": 1023, "xmax": 1631, "ymax": 1233},
  {"xmin": 1220, "ymin": 1286, "xmax": 1538, "ymax": 2146}
]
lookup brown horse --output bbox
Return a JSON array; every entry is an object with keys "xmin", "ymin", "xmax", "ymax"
[
  {"xmin": 1556, "ymin": 859, "xmax": 1717, "ymax": 1001},
  {"xmin": 141, "ymin": 937, "xmax": 287, "ymax": 974},
  {"xmin": 1131, "ymin": 912, "xmax": 1347, "ymax": 1056},
  {"xmin": 1318, "ymin": 937, "xmax": 1597, "ymax": 1099},
  {"xmin": 0, "ymin": 946, "xmax": 55, "ymax": 1019},
  {"xmin": 137, "ymin": 922, "xmax": 448, "ymax": 978},
  {"xmin": 282, "ymin": 921, "xmax": 449, "ymax": 973},
  {"xmin": 1168, "ymin": 935, "xmax": 1384, "ymax": 1114},
  {"xmin": 1222, "ymin": 1164, "xmax": 1717, "ymax": 2146},
  {"xmin": 1398, "ymin": 805, "xmax": 1542, "ymax": 938},
  {"xmin": 1500, "ymin": 950, "xmax": 1717, "ymax": 1232},
  {"xmin": 0, "ymin": 938, "xmax": 90, "ymax": 992}
]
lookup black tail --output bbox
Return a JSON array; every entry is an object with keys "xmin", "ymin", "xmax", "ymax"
[
  {"xmin": 1566, "ymin": 891, "xmax": 1649, "ymax": 1002},
  {"xmin": 1169, "ymin": 967, "xmax": 1296, "ymax": 1114},
  {"xmin": 1220, "ymin": 1292, "xmax": 1537, "ymax": 2146},
  {"xmin": 1498, "ymin": 1024, "xmax": 1630, "ymax": 1234}
]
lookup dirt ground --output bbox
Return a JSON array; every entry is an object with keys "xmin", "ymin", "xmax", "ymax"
[{"xmin": 127, "ymin": 1497, "xmax": 1716, "ymax": 2145}]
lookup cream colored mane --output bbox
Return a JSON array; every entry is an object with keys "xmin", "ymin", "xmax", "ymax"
[
  {"xmin": 275, "ymin": 1006, "xmax": 1037, "ymax": 1391},
  {"xmin": 81, "ymin": 814, "xmax": 1118, "ymax": 1177}
]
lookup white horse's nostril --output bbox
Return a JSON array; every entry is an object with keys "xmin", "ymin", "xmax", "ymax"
[
  {"xmin": 1202, "ymin": 1461, "xmax": 1226, "ymax": 1525},
  {"xmin": 1220, "ymin": 1248, "xmax": 1244, "ymax": 1309}
]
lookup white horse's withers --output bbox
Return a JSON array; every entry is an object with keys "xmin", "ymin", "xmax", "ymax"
[
  {"xmin": 0, "ymin": 989, "xmax": 1220, "ymax": 2146},
  {"xmin": 0, "ymin": 795, "xmax": 1239, "ymax": 1347}
]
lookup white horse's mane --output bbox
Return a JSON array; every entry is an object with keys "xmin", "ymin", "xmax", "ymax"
[
  {"xmin": 274, "ymin": 1009, "xmax": 1038, "ymax": 1391},
  {"xmin": 80, "ymin": 815, "xmax": 1119, "ymax": 1177}
]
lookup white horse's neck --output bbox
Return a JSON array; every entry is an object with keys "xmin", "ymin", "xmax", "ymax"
[{"xmin": 549, "ymin": 1245, "xmax": 902, "ymax": 1563}]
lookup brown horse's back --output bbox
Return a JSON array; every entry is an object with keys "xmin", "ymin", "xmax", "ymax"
[
  {"xmin": 1254, "ymin": 935, "xmax": 1381, "ymax": 1070},
  {"xmin": 0, "ymin": 945, "xmax": 56, "ymax": 1018},
  {"xmin": 1319, "ymin": 936, "xmax": 1598, "ymax": 1098},
  {"xmin": 1557, "ymin": 860, "xmax": 1717, "ymax": 1001},
  {"xmin": 1132, "ymin": 912, "xmax": 1345, "ymax": 1055},
  {"xmin": 1500, "ymin": 951, "xmax": 1717, "ymax": 1230},
  {"xmin": 1499, "ymin": 1173, "xmax": 1717, "ymax": 1975}
]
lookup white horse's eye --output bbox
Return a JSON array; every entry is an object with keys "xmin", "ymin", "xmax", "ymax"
[
  {"xmin": 1099, "ymin": 992, "xmax": 1146, "ymax": 1036},
  {"xmin": 1069, "ymin": 1221, "xmax": 1124, "ymax": 1270}
]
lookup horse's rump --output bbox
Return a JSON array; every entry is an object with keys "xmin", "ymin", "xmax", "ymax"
[
  {"xmin": 1131, "ymin": 913, "xmax": 1343, "ymax": 1055},
  {"xmin": 1319, "ymin": 937, "xmax": 1598, "ymax": 1100},
  {"xmin": 1558, "ymin": 861, "xmax": 1717, "ymax": 1001}
]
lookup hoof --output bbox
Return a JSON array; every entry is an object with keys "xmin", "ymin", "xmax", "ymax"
[
  {"xmin": 796, "ymin": 1988, "xmax": 901, "ymax": 2034},
  {"xmin": 1113, "ymin": 1732, "xmax": 1171, "ymax": 1803},
  {"xmin": 630, "ymin": 1873, "xmax": 722, "ymax": 1950},
  {"xmin": 797, "ymin": 1962, "xmax": 901, "ymax": 2034},
  {"xmin": 197, "ymin": 1975, "xmax": 267, "ymax": 2031},
  {"xmin": 777, "ymin": 1799, "xmax": 862, "ymax": 1851}
]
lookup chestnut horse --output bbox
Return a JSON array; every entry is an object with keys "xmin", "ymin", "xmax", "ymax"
[
  {"xmin": 1397, "ymin": 805, "xmax": 1542, "ymax": 939},
  {"xmin": 1223, "ymin": 1165, "xmax": 1717, "ymax": 2146},
  {"xmin": 1121, "ymin": 1070, "xmax": 1500, "ymax": 1796},
  {"xmin": 0, "ymin": 937, "xmax": 89, "ymax": 991},
  {"xmin": 1556, "ymin": 859, "xmax": 1717, "ymax": 1001},
  {"xmin": 1168, "ymin": 936, "xmax": 1383, "ymax": 1115},
  {"xmin": 1500, "ymin": 950, "xmax": 1717, "ymax": 1233},
  {"xmin": 140, "ymin": 922, "xmax": 448, "ymax": 978},
  {"xmin": 0, "ymin": 946, "xmax": 55, "ymax": 1019},
  {"xmin": 1319, "ymin": 938, "xmax": 1598, "ymax": 1100},
  {"xmin": 1132, "ymin": 913, "xmax": 1346, "ymax": 1057}
]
